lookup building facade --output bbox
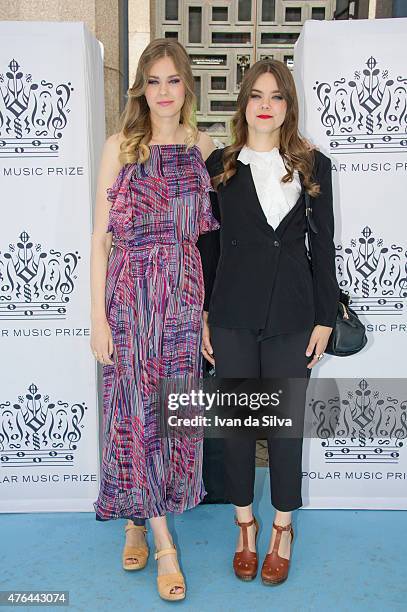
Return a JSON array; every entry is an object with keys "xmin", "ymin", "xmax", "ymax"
[{"xmin": 153, "ymin": 1, "xmax": 335, "ymax": 143}]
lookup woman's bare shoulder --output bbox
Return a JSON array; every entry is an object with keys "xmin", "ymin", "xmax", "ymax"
[
  {"xmin": 105, "ymin": 132, "xmax": 126, "ymax": 151},
  {"xmin": 196, "ymin": 130, "xmax": 216, "ymax": 161},
  {"xmin": 96, "ymin": 133, "xmax": 126, "ymax": 184},
  {"xmin": 102, "ymin": 132, "xmax": 126, "ymax": 168}
]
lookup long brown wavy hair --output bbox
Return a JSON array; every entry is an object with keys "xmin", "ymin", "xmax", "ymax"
[
  {"xmin": 118, "ymin": 38, "xmax": 198, "ymax": 165},
  {"xmin": 214, "ymin": 59, "xmax": 320, "ymax": 196}
]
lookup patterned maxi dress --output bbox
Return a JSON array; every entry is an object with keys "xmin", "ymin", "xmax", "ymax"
[{"xmin": 93, "ymin": 144, "xmax": 220, "ymax": 520}]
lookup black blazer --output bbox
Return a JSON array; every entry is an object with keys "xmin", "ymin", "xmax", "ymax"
[{"xmin": 197, "ymin": 147, "xmax": 340, "ymax": 335}]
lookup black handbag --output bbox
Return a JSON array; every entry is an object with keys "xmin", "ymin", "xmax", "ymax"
[{"xmin": 304, "ymin": 192, "xmax": 368, "ymax": 357}]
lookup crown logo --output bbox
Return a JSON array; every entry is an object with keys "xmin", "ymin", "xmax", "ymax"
[
  {"xmin": 314, "ymin": 57, "xmax": 407, "ymax": 153},
  {"xmin": 310, "ymin": 379, "xmax": 407, "ymax": 464},
  {"xmin": 0, "ymin": 383, "xmax": 87, "ymax": 467},
  {"xmin": 335, "ymin": 226, "xmax": 407, "ymax": 315},
  {"xmin": 0, "ymin": 230, "xmax": 81, "ymax": 320},
  {"xmin": 0, "ymin": 58, "xmax": 74, "ymax": 157}
]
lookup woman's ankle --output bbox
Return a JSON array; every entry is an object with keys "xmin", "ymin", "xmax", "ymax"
[
  {"xmin": 273, "ymin": 510, "xmax": 292, "ymax": 527},
  {"xmin": 235, "ymin": 503, "xmax": 254, "ymax": 524},
  {"xmin": 154, "ymin": 532, "xmax": 174, "ymax": 550}
]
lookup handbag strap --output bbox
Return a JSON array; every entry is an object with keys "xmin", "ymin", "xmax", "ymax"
[
  {"xmin": 305, "ymin": 190, "xmax": 349, "ymax": 309},
  {"xmin": 304, "ymin": 190, "xmax": 318, "ymax": 264}
]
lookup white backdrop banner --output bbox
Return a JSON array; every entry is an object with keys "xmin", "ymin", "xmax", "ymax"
[
  {"xmin": 294, "ymin": 18, "xmax": 407, "ymax": 508},
  {"xmin": 0, "ymin": 22, "xmax": 104, "ymax": 511}
]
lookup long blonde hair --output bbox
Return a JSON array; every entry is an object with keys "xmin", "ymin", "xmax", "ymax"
[
  {"xmin": 119, "ymin": 38, "xmax": 198, "ymax": 165},
  {"xmin": 214, "ymin": 59, "xmax": 320, "ymax": 196}
]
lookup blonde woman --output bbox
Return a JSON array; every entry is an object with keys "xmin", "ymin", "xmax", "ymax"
[{"xmin": 91, "ymin": 39, "xmax": 219, "ymax": 601}]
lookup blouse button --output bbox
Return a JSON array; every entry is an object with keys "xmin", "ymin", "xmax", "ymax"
[
  {"xmin": 273, "ymin": 240, "xmax": 280, "ymax": 247},
  {"xmin": 231, "ymin": 239, "xmax": 237, "ymax": 246}
]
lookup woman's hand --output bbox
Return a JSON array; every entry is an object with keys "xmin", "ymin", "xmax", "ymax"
[
  {"xmin": 90, "ymin": 317, "xmax": 114, "ymax": 365},
  {"xmin": 305, "ymin": 325, "xmax": 333, "ymax": 369},
  {"xmin": 202, "ymin": 311, "xmax": 215, "ymax": 366}
]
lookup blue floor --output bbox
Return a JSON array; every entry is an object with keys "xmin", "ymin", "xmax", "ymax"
[{"xmin": 2, "ymin": 468, "xmax": 406, "ymax": 612}]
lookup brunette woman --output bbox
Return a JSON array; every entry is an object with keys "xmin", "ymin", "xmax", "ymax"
[{"xmin": 199, "ymin": 59, "xmax": 339, "ymax": 585}]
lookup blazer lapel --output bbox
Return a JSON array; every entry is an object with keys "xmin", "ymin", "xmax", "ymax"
[
  {"xmin": 237, "ymin": 158, "xmax": 306, "ymax": 238},
  {"xmin": 275, "ymin": 181, "xmax": 305, "ymax": 237},
  {"xmin": 237, "ymin": 160, "xmax": 276, "ymax": 237}
]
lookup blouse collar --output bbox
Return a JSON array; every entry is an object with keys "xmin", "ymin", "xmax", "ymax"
[{"xmin": 237, "ymin": 144, "xmax": 281, "ymax": 166}]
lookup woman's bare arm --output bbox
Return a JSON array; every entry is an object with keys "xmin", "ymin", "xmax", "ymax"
[
  {"xmin": 90, "ymin": 133, "xmax": 123, "ymax": 363},
  {"xmin": 196, "ymin": 130, "xmax": 216, "ymax": 161}
]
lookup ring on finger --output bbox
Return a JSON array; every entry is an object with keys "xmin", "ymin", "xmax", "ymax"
[{"xmin": 317, "ymin": 353, "xmax": 325, "ymax": 361}]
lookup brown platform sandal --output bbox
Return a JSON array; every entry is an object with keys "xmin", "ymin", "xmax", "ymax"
[
  {"xmin": 233, "ymin": 516, "xmax": 259, "ymax": 581},
  {"xmin": 155, "ymin": 544, "xmax": 186, "ymax": 601},
  {"xmin": 261, "ymin": 522, "xmax": 294, "ymax": 586},
  {"xmin": 122, "ymin": 523, "xmax": 149, "ymax": 571}
]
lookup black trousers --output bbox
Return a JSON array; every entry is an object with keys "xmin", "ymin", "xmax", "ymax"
[{"xmin": 210, "ymin": 327, "xmax": 312, "ymax": 512}]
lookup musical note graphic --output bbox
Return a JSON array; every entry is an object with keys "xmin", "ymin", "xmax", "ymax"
[
  {"xmin": 329, "ymin": 134, "xmax": 407, "ymax": 154},
  {"xmin": 311, "ymin": 380, "xmax": 407, "ymax": 465},
  {"xmin": 0, "ymin": 231, "xmax": 80, "ymax": 321},
  {"xmin": 0, "ymin": 138, "xmax": 60, "ymax": 157},
  {"xmin": 323, "ymin": 444, "xmax": 400, "ymax": 463},
  {"xmin": 314, "ymin": 57, "xmax": 407, "ymax": 154},
  {"xmin": 0, "ymin": 59, "xmax": 73, "ymax": 158},
  {"xmin": 1, "ymin": 450, "xmax": 74, "ymax": 467},
  {"xmin": 0, "ymin": 384, "xmax": 87, "ymax": 467},
  {"xmin": 351, "ymin": 297, "xmax": 404, "ymax": 315},
  {"xmin": 0, "ymin": 302, "xmax": 67, "ymax": 320},
  {"xmin": 335, "ymin": 227, "xmax": 407, "ymax": 316}
]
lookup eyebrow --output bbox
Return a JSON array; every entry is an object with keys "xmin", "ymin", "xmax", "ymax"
[
  {"xmin": 148, "ymin": 74, "xmax": 180, "ymax": 79},
  {"xmin": 251, "ymin": 88, "xmax": 281, "ymax": 94}
]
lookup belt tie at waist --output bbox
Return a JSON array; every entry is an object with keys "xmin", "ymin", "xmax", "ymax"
[
  {"xmin": 113, "ymin": 240, "xmax": 195, "ymax": 348},
  {"xmin": 145, "ymin": 243, "xmax": 170, "ymax": 345}
]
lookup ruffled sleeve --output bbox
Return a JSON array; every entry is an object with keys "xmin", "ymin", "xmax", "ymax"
[
  {"xmin": 107, "ymin": 164, "xmax": 127, "ymax": 204},
  {"xmin": 198, "ymin": 160, "xmax": 220, "ymax": 235},
  {"xmin": 196, "ymin": 148, "xmax": 222, "ymax": 311},
  {"xmin": 106, "ymin": 164, "xmax": 131, "ymax": 235}
]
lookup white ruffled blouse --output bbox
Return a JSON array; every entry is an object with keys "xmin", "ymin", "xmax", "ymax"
[{"xmin": 237, "ymin": 145, "xmax": 302, "ymax": 230}]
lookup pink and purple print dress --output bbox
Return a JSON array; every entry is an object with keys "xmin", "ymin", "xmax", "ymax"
[{"xmin": 93, "ymin": 144, "xmax": 219, "ymax": 519}]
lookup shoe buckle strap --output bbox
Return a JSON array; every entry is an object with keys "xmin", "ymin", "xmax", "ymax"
[
  {"xmin": 155, "ymin": 546, "xmax": 177, "ymax": 561},
  {"xmin": 234, "ymin": 516, "xmax": 255, "ymax": 528},
  {"xmin": 235, "ymin": 516, "xmax": 257, "ymax": 551},
  {"xmin": 271, "ymin": 523, "xmax": 293, "ymax": 556},
  {"xmin": 125, "ymin": 524, "xmax": 147, "ymax": 534},
  {"xmin": 272, "ymin": 522, "xmax": 292, "ymax": 533}
]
